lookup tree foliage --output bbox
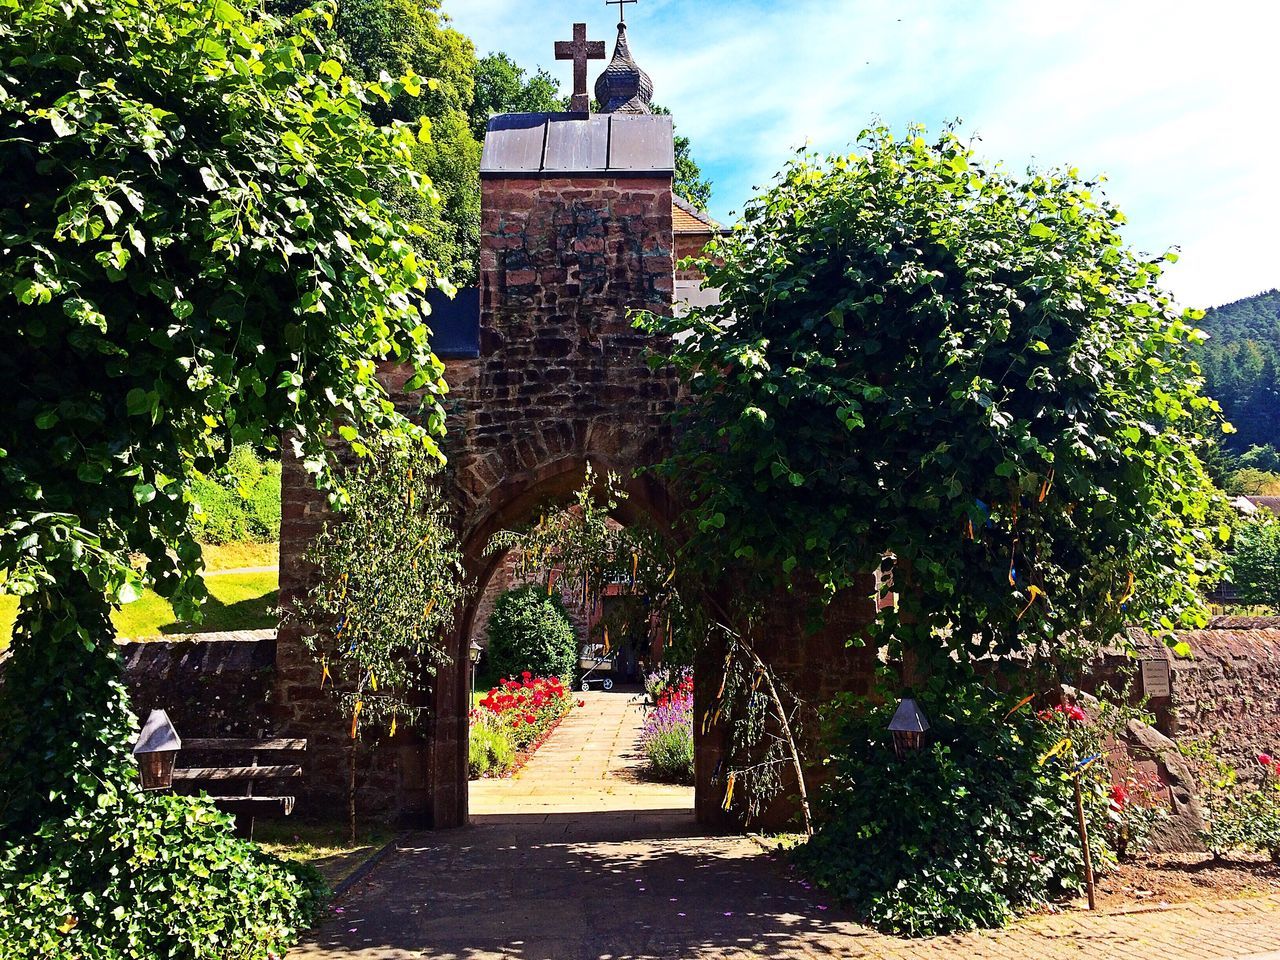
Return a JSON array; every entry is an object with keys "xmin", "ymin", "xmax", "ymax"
[
  {"xmin": 469, "ymin": 52, "xmax": 562, "ymax": 140},
  {"xmin": 273, "ymin": 0, "xmax": 483, "ymax": 283},
  {"xmin": 485, "ymin": 585, "xmax": 578, "ymax": 682},
  {"xmin": 1, "ymin": 0, "xmax": 447, "ymax": 621},
  {"xmin": 1231, "ymin": 516, "xmax": 1280, "ymax": 609},
  {"xmin": 292, "ymin": 442, "xmax": 464, "ymax": 734},
  {"xmin": 0, "ymin": 0, "xmax": 446, "ymax": 950},
  {"xmin": 290, "ymin": 441, "xmax": 463, "ymax": 840},
  {"xmin": 639, "ymin": 127, "xmax": 1227, "ymax": 663}
]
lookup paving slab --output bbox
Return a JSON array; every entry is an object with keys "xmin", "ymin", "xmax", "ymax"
[{"xmin": 292, "ymin": 690, "xmax": 1280, "ymax": 960}]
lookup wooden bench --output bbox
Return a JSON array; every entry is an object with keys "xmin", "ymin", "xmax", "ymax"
[{"xmin": 174, "ymin": 737, "xmax": 307, "ymax": 838}]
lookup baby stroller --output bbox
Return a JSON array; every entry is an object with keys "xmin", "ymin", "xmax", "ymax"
[{"xmin": 578, "ymin": 643, "xmax": 618, "ymax": 691}]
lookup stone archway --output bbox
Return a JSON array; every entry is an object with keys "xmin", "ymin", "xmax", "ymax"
[{"xmin": 428, "ymin": 457, "xmax": 679, "ymax": 829}]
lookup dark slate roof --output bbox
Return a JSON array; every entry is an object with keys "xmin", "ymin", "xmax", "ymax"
[
  {"xmin": 481, "ymin": 113, "xmax": 674, "ymax": 178},
  {"xmin": 1248, "ymin": 496, "xmax": 1280, "ymax": 514},
  {"xmin": 426, "ymin": 287, "xmax": 480, "ymax": 360}
]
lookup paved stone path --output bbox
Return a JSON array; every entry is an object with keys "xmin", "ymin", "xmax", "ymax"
[{"xmin": 292, "ymin": 690, "xmax": 1280, "ymax": 960}]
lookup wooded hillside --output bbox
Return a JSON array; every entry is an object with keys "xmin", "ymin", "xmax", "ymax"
[{"xmin": 1197, "ymin": 289, "xmax": 1279, "ymax": 457}]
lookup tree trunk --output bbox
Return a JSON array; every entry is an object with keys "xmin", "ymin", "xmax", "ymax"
[{"xmin": 348, "ymin": 739, "xmax": 358, "ymax": 846}]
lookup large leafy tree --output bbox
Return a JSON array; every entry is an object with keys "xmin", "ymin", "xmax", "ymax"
[
  {"xmin": 274, "ymin": 0, "xmax": 483, "ymax": 283},
  {"xmin": 0, "ymin": 0, "xmax": 445, "ymax": 859},
  {"xmin": 639, "ymin": 126, "xmax": 1226, "ymax": 664},
  {"xmin": 469, "ymin": 52, "xmax": 562, "ymax": 140},
  {"xmin": 1231, "ymin": 516, "xmax": 1280, "ymax": 609}
]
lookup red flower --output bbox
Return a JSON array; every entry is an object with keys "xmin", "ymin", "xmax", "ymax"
[
  {"xmin": 577, "ymin": 699, "xmax": 585, "ymax": 708},
  {"xmin": 1038, "ymin": 703, "xmax": 1086, "ymax": 725},
  {"xmin": 1260, "ymin": 753, "xmax": 1274, "ymax": 767},
  {"xmin": 1110, "ymin": 783, "xmax": 1129, "ymax": 809},
  {"xmin": 524, "ymin": 713, "xmax": 536, "ymax": 724}
]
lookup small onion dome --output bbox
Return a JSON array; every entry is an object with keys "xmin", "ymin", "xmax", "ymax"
[{"xmin": 594, "ymin": 22, "xmax": 654, "ymax": 114}]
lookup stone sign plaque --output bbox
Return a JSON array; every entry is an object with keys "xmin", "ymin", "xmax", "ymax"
[{"xmin": 1141, "ymin": 659, "xmax": 1172, "ymax": 699}]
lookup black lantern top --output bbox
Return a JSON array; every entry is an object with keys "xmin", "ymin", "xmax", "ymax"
[
  {"xmin": 133, "ymin": 708, "xmax": 182, "ymax": 756},
  {"xmin": 888, "ymin": 698, "xmax": 930, "ymax": 736}
]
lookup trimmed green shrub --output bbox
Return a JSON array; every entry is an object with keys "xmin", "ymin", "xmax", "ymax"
[
  {"xmin": 191, "ymin": 446, "xmax": 282, "ymax": 544},
  {"xmin": 796, "ymin": 684, "xmax": 1113, "ymax": 937},
  {"xmin": 469, "ymin": 711, "xmax": 518, "ymax": 779},
  {"xmin": 485, "ymin": 585, "xmax": 577, "ymax": 681}
]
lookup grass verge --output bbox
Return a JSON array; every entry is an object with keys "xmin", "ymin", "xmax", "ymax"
[
  {"xmin": 255, "ymin": 820, "xmax": 391, "ymax": 888},
  {"xmin": 1, "ymin": 567, "xmax": 278, "ymax": 648}
]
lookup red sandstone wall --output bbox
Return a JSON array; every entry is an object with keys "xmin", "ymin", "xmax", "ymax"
[
  {"xmin": 1167, "ymin": 619, "xmax": 1280, "ymax": 764},
  {"xmin": 675, "ymin": 232, "xmax": 712, "ymax": 281}
]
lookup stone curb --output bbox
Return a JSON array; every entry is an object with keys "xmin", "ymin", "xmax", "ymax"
[{"xmin": 331, "ymin": 832, "xmax": 405, "ymax": 899}]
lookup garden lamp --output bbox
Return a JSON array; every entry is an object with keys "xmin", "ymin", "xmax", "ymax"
[
  {"xmin": 887, "ymin": 697, "xmax": 930, "ymax": 759},
  {"xmin": 133, "ymin": 709, "xmax": 182, "ymax": 791},
  {"xmin": 469, "ymin": 641, "xmax": 483, "ymax": 699}
]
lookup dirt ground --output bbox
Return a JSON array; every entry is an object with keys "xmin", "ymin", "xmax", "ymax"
[{"xmin": 1086, "ymin": 851, "xmax": 1280, "ymax": 911}]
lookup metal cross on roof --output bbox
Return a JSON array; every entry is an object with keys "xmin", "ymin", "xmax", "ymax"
[
  {"xmin": 607, "ymin": 0, "xmax": 637, "ymax": 24},
  {"xmin": 555, "ymin": 22, "xmax": 606, "ymax": 113}
]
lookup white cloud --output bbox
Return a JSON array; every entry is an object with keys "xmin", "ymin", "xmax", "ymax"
[{"xmin": 448, "ymin": 0, "xmax": 1280, "ymax": 307}]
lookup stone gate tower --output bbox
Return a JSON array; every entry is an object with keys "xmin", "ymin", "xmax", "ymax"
[{"xmin": 276, "ymin": 20, "xmax": 682, "ymax": 828}]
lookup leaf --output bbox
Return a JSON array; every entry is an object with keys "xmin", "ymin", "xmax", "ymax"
[
  {"xmin": 47, "ymin": 111, "xmax": 74, "ymax": 137},
  {"xmin": 125, "ymin": 389, "xmax": 151, "ymax": 416}
]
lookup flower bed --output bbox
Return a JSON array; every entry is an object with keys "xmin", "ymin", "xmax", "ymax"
[
  {"xmin": 469, "ymin": 673, "xmax": 573, "ymax": 778},
  {"xmin": 640, "ymin": 668, "xmax": 694, "ymax": 783}
]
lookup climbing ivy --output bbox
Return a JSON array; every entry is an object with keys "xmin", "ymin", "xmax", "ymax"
[
  {"xmin": 639, "ymin": 126, "xmax": 1229, "ymax": 664},
  {"xmin": 0, "ymin": 0, "xmax": 447, "ymax": 952}
]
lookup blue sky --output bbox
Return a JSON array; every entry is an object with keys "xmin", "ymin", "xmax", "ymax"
[{"xmin": 448, "ymin": 1, "xmax": 1280, "ymax": 309}]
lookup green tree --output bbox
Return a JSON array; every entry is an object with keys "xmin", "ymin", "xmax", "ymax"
[
  {"xmin": 291, "ymin": 441, "xmax": 464, "ymax": 842},
  {"xmin": 1232, "ymin": 517, "xmax": 1280, "ymax": 608},
  {"xmin": 653, "ymin": 104, "xmax": 713, "ymax": 210},
  {"xmin": 0, "ymin": 0, "xmax": 445, "ymax": 953},
  {"xmin": 638, "ymin": 126, "xmax": 1227, "ymax": 665},
  {"xmin": 1197, "ymin": 289, "xmax": 1280, "ymax": 456},
  {"xmin": 485, "ymin": 585, "xmax": 578, "ymax": 682},
  {"xmin": 469, "ymin": 51, "xmax": 562, "ymax": 140},
  {"xmin": 274, "ymin": 0, "xmax": 483, "ymax": 283}
]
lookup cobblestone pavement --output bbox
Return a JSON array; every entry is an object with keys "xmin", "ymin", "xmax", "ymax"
[{"xmin": 291, "ymin": 690, "xmax": 1280, "ymax": 960}]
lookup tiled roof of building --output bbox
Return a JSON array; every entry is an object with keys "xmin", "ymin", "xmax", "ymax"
[
  {"xmin": 672, "ymin": 194, "xmax": 725, "ymax": 234},
  {"xmin": 1247, "ymin": 495, "xmax": 1280, "ymax": 514}
]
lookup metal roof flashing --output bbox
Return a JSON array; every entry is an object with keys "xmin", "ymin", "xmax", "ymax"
[{"xmin": 480, "ymin": 113, "xmax": 674, "ymax": 179}]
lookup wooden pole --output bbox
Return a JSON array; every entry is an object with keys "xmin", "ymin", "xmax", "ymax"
[{"xmin": 1073, "ymin": 771, "xmax": 1096, "ymax": 910}]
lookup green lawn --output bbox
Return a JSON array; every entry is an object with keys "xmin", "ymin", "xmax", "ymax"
[
  {"xmin": 113, "ymin": 569, "xmax": 279, "ymax": 638},
  {"xmin": 255, "ymin": 819, "xmax": 390, "ymax": 888},
  {"xmin": 201, "ymin": 541, "xmax": 278, "ymax": 571},
  {"xmin": 1, "ymin": 547, "xmax": 279, "ymax": 649}
]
